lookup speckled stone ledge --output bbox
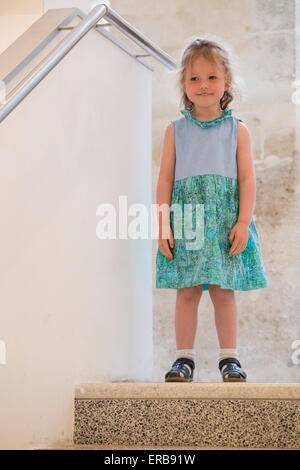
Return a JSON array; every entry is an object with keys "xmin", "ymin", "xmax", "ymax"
[
  {"xmin": 75, "ymin": 383, "xmax": 300, "ymax": 400},
  {"xmin": 74, "ymin": 383, "xmax": 300, "ymax": 449}
]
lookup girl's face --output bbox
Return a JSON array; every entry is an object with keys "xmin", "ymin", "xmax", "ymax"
[{"xmin": 184, "ymin": 56, "xmax": 227, "ymax": 111}]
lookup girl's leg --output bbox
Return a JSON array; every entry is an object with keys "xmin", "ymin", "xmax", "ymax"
[
  {"xmin": 175, "ymin": 285, "xmax": 203, "ymax": 349},
  {"xmin": 208, "ymin": 284, "xmax": 237, "ymax": 348},
  {"xmin": 208, "ymin": 285, "xmax": 247, "ymax": 381}
]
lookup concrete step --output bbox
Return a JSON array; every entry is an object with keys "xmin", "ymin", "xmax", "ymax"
[{"xmin": 74, "ymin": 383, "xmax": 300, "ymax": 449}]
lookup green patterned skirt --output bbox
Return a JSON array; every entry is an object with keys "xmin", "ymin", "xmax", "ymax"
[{"xmin": 155, "ymin": 174, "xmax": 269, "ymax": 291}]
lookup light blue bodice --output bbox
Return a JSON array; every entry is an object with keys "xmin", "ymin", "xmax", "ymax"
[{"xmin": 171, "ymin": 108, "xmax": 241, "ymax": 182}]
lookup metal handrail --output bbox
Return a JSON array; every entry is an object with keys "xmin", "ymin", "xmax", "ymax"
[
  {"xmin": 99, "ymin": 5, "xmax": 176, "ymax": 70},
  {"xmin": 0, "ymin": 3, "xmax": 177, "ymax": 123}
]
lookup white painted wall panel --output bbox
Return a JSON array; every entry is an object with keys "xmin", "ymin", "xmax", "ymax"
[{"xmin": 0, "ymin": 26, "xmax": 152, "ymax": 449}]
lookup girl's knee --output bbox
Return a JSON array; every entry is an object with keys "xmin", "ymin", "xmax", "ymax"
[
  {"xmin": 177, "ymin": 284, "xmax": 203, "ymax": 300},
  {"xmin": 208, "ymin": 284, "xmax": 234, "ymax": 300}
]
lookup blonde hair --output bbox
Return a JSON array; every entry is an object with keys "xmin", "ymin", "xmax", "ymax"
[{"xmin": 175, "ymin": 36, "xmax": 243, "ymax": 112}]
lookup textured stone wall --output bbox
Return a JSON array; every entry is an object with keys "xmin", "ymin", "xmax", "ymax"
[{"xmin": 111, "ymin": 0, "xmax": 300, "ymax": 383}]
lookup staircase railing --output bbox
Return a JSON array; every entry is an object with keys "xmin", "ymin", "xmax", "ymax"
[{"xmin": 0, "ymin": 3, "xmax": 177, "ymax": 123}]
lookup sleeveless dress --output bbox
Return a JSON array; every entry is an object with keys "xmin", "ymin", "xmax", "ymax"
[{"xmin": 155, "ymin": 108, "xmax": 269, "ymax": 291}]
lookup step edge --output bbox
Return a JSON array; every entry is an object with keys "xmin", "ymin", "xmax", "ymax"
[{"xmin": 74, "ymin": 382, "xmax": 300, "ymax": 400}]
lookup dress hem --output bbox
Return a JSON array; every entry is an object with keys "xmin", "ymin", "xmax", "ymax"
[{"xmin": 156, "ymin": 279, "xmax": 269, "ymax": 291}]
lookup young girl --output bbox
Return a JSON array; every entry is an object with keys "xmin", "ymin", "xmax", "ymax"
[{"xmin": 155, "ymin": 37, "xmax": 269, "ymax": 383}]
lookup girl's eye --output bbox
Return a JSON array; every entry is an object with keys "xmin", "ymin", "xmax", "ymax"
[{"xmin": 191, "ymin": 76, "xmax": 217, "ymax": 81}]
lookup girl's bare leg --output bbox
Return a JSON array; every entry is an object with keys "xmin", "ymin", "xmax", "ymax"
[
  {"xmin": 208, "ymin": 284, "xmax": 238, "ymax": 348},
  {"xmin": 175, "ymin": 285, "xmax": 203, "ymax": 349}
]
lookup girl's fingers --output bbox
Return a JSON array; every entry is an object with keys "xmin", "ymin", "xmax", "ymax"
[
  {"xmin": 164, "ymin": 247, "xmax": 173, "ymax": 259},
  {"xmin": 167, "ymin": 240, "xmax": 173, "ymax": 259},
  {"xmin": 229, "ymin": 242, "xmax": 240, "ymax": 256},
  {"xmin": 229, "ymin": 246, "xmax": 236, "ymax": 255},
  {"xmin": 168, "ymin": 229, "xmax": 174, "ymax": 251},
  {"xmin": 169, "ymin": 229, "xmax": 174, "ymax": 248},
  {"xmin": 230, "ymin": 242, "xmax": 247, "ymax": 256},
  {"xmin": 159, "ymin": 240, "xmax": 173, "ymax": 260}
]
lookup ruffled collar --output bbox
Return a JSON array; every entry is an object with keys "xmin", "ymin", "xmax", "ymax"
[{"xmin": 180, "ymin": 108, "xmax": 232, "ymax": 128}]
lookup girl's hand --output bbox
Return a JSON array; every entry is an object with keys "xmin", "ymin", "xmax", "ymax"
[
  {"xmin": 159, "ymin": 225, "xmax": 174, "ymax": 260},
  {"xmin": 229, "ymin": 222, "xmax": 249, "ymax": 257}
]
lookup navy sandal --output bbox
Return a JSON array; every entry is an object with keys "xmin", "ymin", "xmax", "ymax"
[
  {"xmin": 218, "ymin": 357, "xmax": 247, "ymax": 382},
  {"xmin": 165, "ymin": 357, "xmax": 195, "ymax": 382}
]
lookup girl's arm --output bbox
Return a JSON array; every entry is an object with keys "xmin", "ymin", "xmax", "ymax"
[
  {"xmin": 156, "ymin": 124, "xmax": 176, "ymax": 236},
  {"xmin": 236, "ymin": 122, "xmax": 256, "ymax": 227}
]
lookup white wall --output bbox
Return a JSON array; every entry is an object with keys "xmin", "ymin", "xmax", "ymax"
[
  {"xmin": 0, "ymin": 14, "xmax": 42, "ymax": 54},
  {"xmin": 0, "ymin": 0, "xmax": 43, "ymax": 54},
  {"xmin": 0, "ymin": 2, "xmax": 110, "ymax": 55},
  {"xmin": 44, "ymin": 0, "xmax": 109, "ymax": 14},
  {"xmin": 0, "ymin": 24, "xmax": 153, "ymax": 449}
]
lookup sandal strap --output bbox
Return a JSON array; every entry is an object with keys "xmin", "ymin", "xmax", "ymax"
[
  {"xmin": 218, "ymin": 357, "xmax": 241, "ymax": 371},
  {"xmin": 218, "ymin": 357, "xmax": 247, "ymax": 379},
  {"xmin": 166, "ymin": 357, "xmax": 195, "ymax": 379},
  {"xmin": 176, "ymin": 357, "xmax": 195, "ymax": 371}
]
